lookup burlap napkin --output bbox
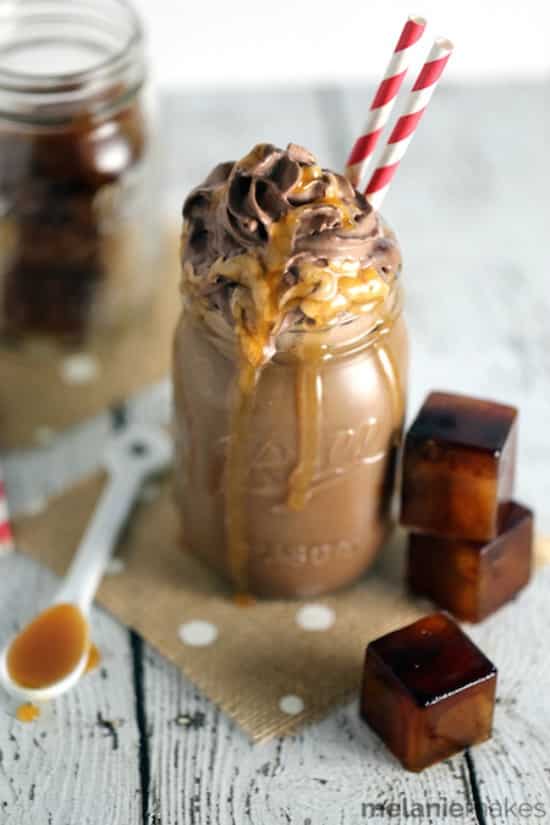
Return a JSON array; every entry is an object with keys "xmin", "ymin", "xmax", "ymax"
[
  {"xmin": 12, "ymin": 474, "xmax": 550, "ymax": 742},
  {"xmin": 0, "ymin": 231, "xmax": 180, "ymax": 451}
]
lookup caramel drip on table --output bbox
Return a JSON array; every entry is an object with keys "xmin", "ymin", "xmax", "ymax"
[
  {"xmin": 16, "ymin": 703, "xmax": 40, "ymax": 723},
  {"xmin": 232, "ymin": 592, "xmax": 257, "ymax": 608},
  {"xmin": 287, "ymin": 340, "xmax": 323, "ymax": 511},
  {"xmin": 85, "ymin": 643, "xmax": 101, "ymax": 673}
]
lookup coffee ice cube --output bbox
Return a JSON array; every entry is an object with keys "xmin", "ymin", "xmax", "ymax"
[
  {"xmin": 407, "ymin": 501, "xmax": 533, "ymax": 622},
  {"xmin": 401, "ymin": 392, "xmax": 517, "ymax": 541},
  {"xmin": 360, "ymin": 612, "xmax": 497, "ymax": 772}
]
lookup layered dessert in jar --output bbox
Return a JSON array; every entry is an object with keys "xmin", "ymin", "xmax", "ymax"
[
  {"xmin": 0, "ymin": 0, "xmax": 161, "ymax": 346},
  {"xmin": 174, "ymin": 143, "xmax": 408, "ymax": 598}
]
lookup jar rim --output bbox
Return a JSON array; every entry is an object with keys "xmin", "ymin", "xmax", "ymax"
[
  {"xmin": 190, "ymin": 276, "xmax": 404, "ymax": 365},
  {"xmin": 0, "ymin": 0, "xmax": 145, "ymax": 122}
]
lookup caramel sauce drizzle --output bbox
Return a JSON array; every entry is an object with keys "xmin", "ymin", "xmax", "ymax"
[
  {"xmin": 10, "ymin": 611, "xmax": 98, "ymax": 724},
  {"xmin": 16, "ymin": 703, "xmax": 40, "ymax": 723},
  {"xmin": 212, "ymin": 164, "xmax": 393, "ymax": 593},
  {"xmin": 226, "ymin": 359, "xmax": 259, "ymax": 594},
  {"xmin": 287, "ymin": 339, "xmax": 323, "ymax": 511}
]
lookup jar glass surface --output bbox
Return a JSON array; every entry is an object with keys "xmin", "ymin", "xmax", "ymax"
[
  {"xmin": 0, "ymin": 0, "xmax": 161, "ymax": 344},
  {"xmin": 173, "ymin": 281, "xmax": 409, "ymax": 598}
]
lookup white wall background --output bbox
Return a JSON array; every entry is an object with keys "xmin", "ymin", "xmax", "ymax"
[{"xmin": 134, "ymin": 0, "xmax": 550, "ymax": 89}]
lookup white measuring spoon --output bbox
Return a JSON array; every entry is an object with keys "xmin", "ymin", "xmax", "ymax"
[{"xmin": 0, "ymin": 426, "xmax": 172, "ymax": 703}]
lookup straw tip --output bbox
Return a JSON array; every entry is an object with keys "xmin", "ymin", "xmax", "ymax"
[
  {"xmin": 435, "ymin": 36, "xmax": 454, "ymax": 52},
  {"xmin": 409, "ymin": 14, "xmax": 427, "ymax": 26}
]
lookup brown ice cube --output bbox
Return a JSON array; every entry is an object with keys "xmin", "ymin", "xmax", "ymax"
[
  {"xmin": 401, "ymin": 392, "xmax": 518, "ymax": 541},
  {"xmin": 360, "ymin": 612, "xmax": 497, "ymax": 772},
  {"xmin": 407, "ymin": 501, "xmax": 533, "ymax": 623}
]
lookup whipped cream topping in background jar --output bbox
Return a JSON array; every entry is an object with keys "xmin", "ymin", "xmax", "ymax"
[
  {"xmin": 174, "ymin": 143, "xmax": 408, "ymax": 598},
  {"xmin": 0, "ymin": 0, "xmax": 161, "ymax": 345}
]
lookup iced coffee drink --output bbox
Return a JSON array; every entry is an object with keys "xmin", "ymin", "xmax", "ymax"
[{"xmin": 174, "ymin": 143, "xmax": 407, "ymax": 598}]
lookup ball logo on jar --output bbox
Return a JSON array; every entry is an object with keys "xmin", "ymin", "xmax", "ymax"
[{"xmin": 213, "ymin": 416, "xmax": 386, "ymax": 502}]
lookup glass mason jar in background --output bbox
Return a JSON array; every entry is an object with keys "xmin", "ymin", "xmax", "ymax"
[
  {"xmin": 0, "ymin": 0, "xmax": 161, "ymax": 345},
  {"xmin": 173, "ymin": 278, "xmax": 409, "ymax": 599}
]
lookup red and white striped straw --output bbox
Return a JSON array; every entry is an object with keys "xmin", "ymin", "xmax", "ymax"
[
  {"xmin": 364, "ymin": 36, "xmax": 454, "ymax": 210},
  {"xmin": 0, "ymin": 471, "xmax": 13, "ymax": 555},
  {"xmin": 345, "ymin": 15, "xmax": 427, "ymax": 189}
]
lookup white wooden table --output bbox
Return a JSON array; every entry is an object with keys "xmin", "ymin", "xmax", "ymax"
[{"xmin": 1, "ymin": 83, "xmax": 549, "ymax": 825}]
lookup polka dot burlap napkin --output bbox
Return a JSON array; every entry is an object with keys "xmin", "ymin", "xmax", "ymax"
[{"xmin": 12, "ymin": 474, "xmax": 550, "ymax": 742}]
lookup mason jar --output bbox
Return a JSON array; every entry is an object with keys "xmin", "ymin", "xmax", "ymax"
[
  {"xmin": 0, "ymin": 0, "xmax": 161, "ymax": 344},
  {"xmin": 173, "ymin": 276, "xmax": 408, "ymax": 598}
]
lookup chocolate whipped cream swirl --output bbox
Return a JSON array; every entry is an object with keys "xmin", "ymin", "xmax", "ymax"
[{"xmin": 181, "ymin": 143, "xmax": 401, "ymax": 356}]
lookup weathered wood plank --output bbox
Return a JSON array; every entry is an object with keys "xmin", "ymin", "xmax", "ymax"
[
  {"xmin": 0, "ymin": 553, "xmax": 143, "ymax": 825},
  {"xmin": 143, "ymin": 641, "xmax": 480, "ymax": 825},
  {"xmin": 467, "ymin": 565, "xmax": 550, "ymax": 824}
]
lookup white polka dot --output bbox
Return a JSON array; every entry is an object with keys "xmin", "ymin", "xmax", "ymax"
[
  {"xmin": 25, "ymin": 496, "xmax": 47, "ymax": 516},
  {"xmin": 178, "ymin": 620, "xmax": 218, "ymax": 647},
  {"xmin": 279, "ymin": 695, "xmax": 305, "ymax": 716},
  {"xmin": 296, "ymin": 603, "xmax": 335, "ymax": 631},
  {"xmin": 34, "ymin": 427, "xmax": 55, "ymax": 447},
  {"xmin": 106, "ymin": 558, "xmax": 125, "ymax": 575},
  {"xmin": 60, "ymin": 354, "xmax": 100, "ymax": 385}
]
